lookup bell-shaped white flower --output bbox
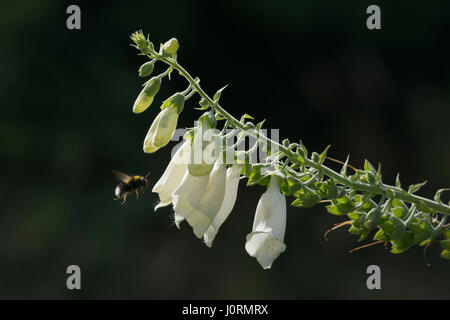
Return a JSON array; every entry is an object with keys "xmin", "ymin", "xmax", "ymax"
[
  {"xmin": 203, "ymin": 164, "xmax": 242, "ymax": 247},
  {"xmin": 245, "ymin": 175, "xmax": 286, "ymax": 269},
  {"xmin": 143, "ymin": 105, "xmax": 179, "ymax": 153},
  {"xmin": 152, "ymin": 141, "xmax": 190, "ymax": 210},
  {"xmin": 172, "ymin": 171, "xmax": 210, "ymax": 228},
  {"xmin": 187, "ymin": 125, "xmax": 218, "ymax": 177},
  {"xmin": 133, "ymin": 77, "xmax": 161, "ymax": 114},
  {"xmin": 186, "ymin": 162, "xmax": 227, "ymax": 239}
]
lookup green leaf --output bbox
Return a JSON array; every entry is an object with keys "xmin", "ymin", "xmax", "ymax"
[
  {"xmin": 408, "ymin": 221, "xmax": 426, "ymax": 234},
  {"xmin": 380, "ymin": 219, "xmax": 396, "ymax": 234},
  {"xmin": 390, "ymin": 233, "xmax": 414, "ymax": 254},
  {"xmin": 358, "ymin": 229, "xmax": 371, "ymax": 242},
  {"xmin": 364, "ymin": 159, "xmax": 376, "ymax": 174},
  {"xmin": 392, "ymin": 199, "xmax": 408, "ymax": 218},
  {"xmin": 373, "ymin": 229, "xmax": 389, "ymax": 241},
  {"xmin": 295, "ymin": 147, "xmax": 305, "ymax": 165},
  {"xmin": 245, "ymin": 164, "xmax": 270, "ymax": 186},
  {"xmin": 240, "ymin": 114, "xmax": 254, "ymax": 123},
  {"xmin": 441, "ymin": 249, "xmax": 450, "ymax": 260},
  {"xmin": 408, "ymin": 180, "xmax": 427, "ymax": 194},
  {"xmin": 326, "ymin": 205, "xmax": 341, "ymax": 216},
  {"xmin": 255, "ymin": 119, "xmax": 266, "ymax": 131},
  {"xmin": 240, "ymin": 157, "xmax": 252, "ymax": 177},
  {"xmin": 386, "ymin": 216, "xmax": 407, "ymax": 240},
  {"xmin": 366, "ymin": 171, "xmax": 376, "ymax": 185},
  {"xmin": 395, "ymin": 173, "xmax": 401, "ymax": 188},
  {"xmin": 376, "ymin": 163, "xmax": 382, "ymax": 184},
  {"xmin": 443, "ymin": 228, "xmax": 450, "ymax": 239},
  {"xmin": 440, "ymin": 239, "xmax": 450, "ymax": 250},
  {"xmin": 340, "ymin": 155, "xmax": 350, "ymax": 177},
  {"xmin": 434, "ymin": 188, "xmax": 450, "ymax": 204},
  {"xmin": 298, "ymin": 140, "xmax": 308, "ymax": 158},
  {"xmin": 316, "ymin": 178, "xmax": 338, "ymax": 199},
  {"xmin": 347, "ymin": 212, "xmax": 361, "ymax": 220},
  {"xmin": 213, "ymin": 84, "xmax": 228, "ymax": 102},
  {"xmin": 292, "ymin": 190, "xmax": 320, "ymax": 208},
  {"xmin": 318, "ymin": 145, "xmax": 331, "ymax": 165},
  {"xmin": 330, "ymin": 196, "xmax": 355, "ymax": 215},
  {"xmin": 311, "ymin": 152, "xmax": 320, "ymax": 163},
  {"xmin": 348, "ymin": 225, "xmax": 362, "ymax": 235},
  {"xmin": 281, "ymin": 176, "xmax": 303, "ymax": 196}
]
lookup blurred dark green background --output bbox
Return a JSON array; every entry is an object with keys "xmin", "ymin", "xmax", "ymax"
[{"xmin": 1, "ymin": 0, "xmax": 449, "ymax": 299}]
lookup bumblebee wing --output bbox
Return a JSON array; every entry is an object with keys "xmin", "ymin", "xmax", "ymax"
[{"xmin": 112, "ymin": 170, "xmax": 133, "ymax": 183}]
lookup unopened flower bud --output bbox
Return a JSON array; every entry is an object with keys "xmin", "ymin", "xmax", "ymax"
[
  {"xmin": 162, "ymin": 38, "xmax": 179, "ymax": 56},
  {"xmin": 143, "ymin": 104, "xmax": 179, "ymax": 153},
  {"xmin": 130, "ymin": 31, "xmax": 154, "ymax": 55},
  {"xmin": 133, "ymin": 77, "xmax": 161, "ymax": 114},
  {"xmin": 139, "ymin": 61, "xmax": 155, "ymax": 77}
]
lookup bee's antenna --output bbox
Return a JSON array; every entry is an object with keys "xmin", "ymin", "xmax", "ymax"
[{"xmin": 145, "ymin": 171, "xmax": 151, "ymax": 179}]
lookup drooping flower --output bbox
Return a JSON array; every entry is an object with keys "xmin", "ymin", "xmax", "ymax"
[
  {"xmin": 245, "ymin": 175, "xmax": 287, "ymax": 269},
  {"xmin": 152, "ymin": 141, "xmax": 190, "ymax": 210},
  {"xmin": 186, "ymin": 162, "xmax": 227, "ymax": 238},
  {"xmin": 171, "ymin": 171, "xmax": 210, "ymax": 228},
  {"xmin": 143, "ymin": 93, "xmax": 185, "ymax": 153},
  {"xmin": 203, "ymin": 164, "xmax": 242, "ymax": 247}
]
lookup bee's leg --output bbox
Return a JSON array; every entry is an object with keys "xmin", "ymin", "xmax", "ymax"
[{"xmin": 121, "ymin": 194, "xmax": 127, "ymax": 205}]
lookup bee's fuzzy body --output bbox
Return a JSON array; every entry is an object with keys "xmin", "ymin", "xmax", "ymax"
[{"xmin": 113, "ymin": 170, "xmax": 149, "ymax": 204}]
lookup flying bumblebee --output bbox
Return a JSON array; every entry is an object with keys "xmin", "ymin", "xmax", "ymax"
[{"xmin": 112, "ymin": 170, "xmax": 150, "ymax": 204}]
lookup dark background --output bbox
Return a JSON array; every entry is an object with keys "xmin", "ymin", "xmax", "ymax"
[{"xmin": 0, "ymin": 0, "xmax": 449, "ymax": 299}]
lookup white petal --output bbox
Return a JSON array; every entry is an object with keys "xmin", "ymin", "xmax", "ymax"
[
  {"xmin": 152, "ymin": 106, "xmax": 178, "ymax": 148},
  {"xmin": 172, "ymin": 172, "xmax": 210, "ymax": 227},
  {"xmin": 204, "ymin": 164, "xmax": 241, "ymax": 247},
  {"xmin": 186, "ymin": 209, "xmax": 212, "ymax": 238},
  {"xmin": 245, "ymin": 232, "xmax": 286, "ymax": 269},
  {"xmin": 245, "ymin": 176, "xmax": 287, "ymax": 269},
  {"xmin": 186, "ymin": 162, "xmax": 227, "ymax": 238},
  {"xmin": 152, "ymin": 141, "xmax": 189, "ymax": 210},
  {"xmin": 143, "ymin": 111, "xmax": 164, "ymax": 153},
  {"xmin": 251, "ymin": 177, "xmax": 286, "ymax": 241}
]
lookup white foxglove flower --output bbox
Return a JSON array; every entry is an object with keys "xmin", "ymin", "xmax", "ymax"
[
  {"xmin": 245, "ymin": 175, "xmax": 286, "ymax": 269},
  {"xmin": 186, "ymin": 162, "xmax": 227, "ymax": 239},
  {"xmin": 152, "ymin": 141, "xmax": 190, "ymax": 210},
  {"xmin": 172, "ymin": 171, "xmax": 210, "ymax": 228},
  {"xmin": 204, "ymin": 164, "xmax": 242, "ymax": 247}
]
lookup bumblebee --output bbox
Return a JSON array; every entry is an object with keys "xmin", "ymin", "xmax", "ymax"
[{"xmin": 112, "ymin": 170, "xmax": 149, "ymax": 204}]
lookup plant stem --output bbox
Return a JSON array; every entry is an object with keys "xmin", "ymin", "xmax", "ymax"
[{"xmin": 154, "ymin": 54, "xmax": 450, "ymax": 216}]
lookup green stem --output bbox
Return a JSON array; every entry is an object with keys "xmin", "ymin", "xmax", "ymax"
[{"xmin": 153, "ymin": 53, "xmax": 450, "ymax": 216}]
